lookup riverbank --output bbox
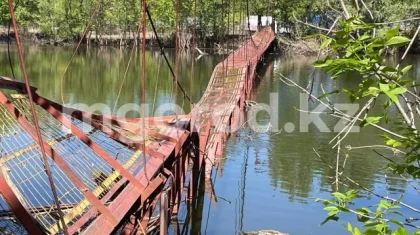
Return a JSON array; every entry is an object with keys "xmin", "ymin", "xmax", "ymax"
[
  {"xmin": 276, "ymin": 35, "xmax": 420, "ymax": 56},
  {"xmin": 5, "ymin": 29, "xmax": 418, "ymax": 56},
  {"xmin": 3, "ymin": 32, "xmax": 418, "ymax": 57},
  {"xmin": 276, "ymin": 37, "xmax": 320, "ymax": 56},
  {"xmin": 0, "ymin": 29, "xmax": 248, "ymax": 51}
]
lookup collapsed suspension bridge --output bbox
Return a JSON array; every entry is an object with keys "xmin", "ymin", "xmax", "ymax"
[{"xmin": 0, "ymin": 0, "xmax": 276, "ymax": 234}]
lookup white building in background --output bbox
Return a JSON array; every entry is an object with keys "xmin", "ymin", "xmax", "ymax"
[{"xmin": 244, "ymin": 16, "xmax": 277, "ymax": 33}]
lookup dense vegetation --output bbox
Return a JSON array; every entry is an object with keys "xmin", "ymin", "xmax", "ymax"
[
  {"xmin": 277, "ymin": 1, "xmax": 420, "ymax": 234},
  {"xmin": 1, "ymin": 0, "xmax": 420, "ymax": 43}
]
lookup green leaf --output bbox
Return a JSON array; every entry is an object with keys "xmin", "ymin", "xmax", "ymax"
[
  {"xmin": 384, "ymin": 115, "xmax": 390, "ymax": 123},
  {"xmin": 364, "ymin": 229, "xmax": 381, "ymax": 235},
  {"xmin": 363, "ymin": 222, "xmax": 382, "ymax": 227},
  {"xmin": 318, "ymin": 90, "xmax": 340, "ymax": 99},
  {"xmin": 346, "ymin": 190, "xmax": 359, "ymax": 200},
  {"xmin": 347, "ymin": 223, "xmax": 352, "ymax": 232},
  {"xmin": 378, "ymin": 200, "xmax": 392, "ymax": 209},
  {"xmin": 320, "ymin": 38, "xmax": 333, "ymax": 49},
  {"xmin": 391, "ymin": 210, "xmax": 403, "ymax": 216},
  {"xmin": 358, "ymin": 34, "xmax": 370, "ymax": 41},
  {"xmin": 384, "ymin": 90, "xmax": 399, "ymax": 103},
  {"xmin": 360, "ymin": 207, "xmax": 372, "ymax": 213},
  {"xmin": 379, "ymin": 83, "xmax": 390, "ymax": 92},
  {"xmin": 328, "ymin": 210, "xmax": 339, "ymax": 216},
  {"xmin": 401, "ymin": 65, "xmax": 412, "ymax": 75},
  {"xmin": 356, "ymin": 208, "xmax": 370, "ymax": 222},
  {"xmin": 391, "ymin": 87, "xmax": 406, "ymax": 95},
  {"xmin": 353, "ymin": 227, "xmax": 361, "ymax": 235},
  {"xmin": 376, "ymin": 223, "xmax": 387, "ymax": 233},
  {"xmin": 324, "ymin": 206, "xmax": 339, "ymax": 211},
  {"xmin": 363, "ymin": 87, "xmax": 380, "ymax": 97},
  {"xmin": 392, "ymin": 227, "xmax": 408, "ymax": 235},
  {"xmin": 365, "ymin": 116, "xmax": 383, "ymax": 126},
  {"xmin": 385, "ymin": 36, "xmax": 410, "ymax": 47},
  {"xmin": 319, "ymin": 215, "xmax": 339, "ymax": 226},
  {"xmin": 386, "ymin": 138, "xmax": 402, "ymax": 148},
  {"xmin": 314, "ymin": 58, "xmax": 333, "ymax": 68},
  {"xmin": 384, "ymin": 100, "xmax": 392, "ymax": 109},
  {"xmin": 332, "ymin": 192, "xmax": 346, "ymax": 201},
  {"xmin": 386, "ymin": 27, "xmax": 400, "ymax": 40},
  {"xmin": 325, "ymin": 206, "xmax": 340, "ymax": 216},
  {"xmin": 389, "ymin": 219, "xmax": 404, "ymax": 228},
  {"xmin": 380, "ymin": 66, "xmax": 397, "ymax": 73}
]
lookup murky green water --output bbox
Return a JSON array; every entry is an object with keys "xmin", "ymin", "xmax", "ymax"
[
  {"xmin": 0, "ymin": 45, "xmax": 418, "ymax": 234},
  {"xmin": 0, "ymin": 45, "xmax": 223, "ymax": 114},
  {"xmin": 199, "ymin": 54, "xmax": 420, "ymax": 235}
]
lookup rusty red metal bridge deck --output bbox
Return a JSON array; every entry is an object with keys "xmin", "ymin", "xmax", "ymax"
[{"xmin": 0, "ymin": 27, "xmax": 275, "ymax": 234}]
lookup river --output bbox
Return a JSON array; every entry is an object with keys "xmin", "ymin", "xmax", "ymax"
[{"xmin": 0, "ymin": 45, "xmax": 418, "ymax": 234}]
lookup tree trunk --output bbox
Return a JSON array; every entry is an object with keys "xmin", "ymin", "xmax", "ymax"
[
  {"xmin": 257, "ymin": 15, "xmax": 262, "ymax": 31},
  {"xmin": 271, "ymin": 16, "xmax": 276, "ymax": 33}
]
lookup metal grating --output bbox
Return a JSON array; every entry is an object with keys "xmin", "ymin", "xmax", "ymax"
[
  {"xmin": 0, "ymin": 195, "xmax": 29, "ymax": 234},
  {"xmin": 0, "ymin": 94, "xmax": 154, "ymax": 234},
  {"xmin": 0, "ymin": 102, "xmax": 86, "ymax": 234}
]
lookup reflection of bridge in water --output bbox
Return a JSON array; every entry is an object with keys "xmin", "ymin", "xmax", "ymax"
[{"xmin": 0, "ymin": 25, "xmax": 275, "ymax": 234}]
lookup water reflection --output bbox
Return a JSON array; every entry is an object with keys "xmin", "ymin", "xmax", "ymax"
[
  {"xmin": 0, "ymin": 45, "xmax": 223, "ymax": 115},
  {"xmin": 0, "ymin": 45, "xmax": 418, "ymax": 234},
  {"xmin": 200, "ymin": 54, "xmax": 419, "ymax": 235}
]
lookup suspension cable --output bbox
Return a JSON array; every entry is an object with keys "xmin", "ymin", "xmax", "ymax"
[
  {"xmin": 175, "ymin": 0, "xmax": 179, "ymax": 104},
  {"xmin": 245, "ymin": 0, "xmax": 258, "ymax": 47},
  {"xmin": 232, "ymin": 0, "xmax": 235, "ymax": 68},
  {"xmin": 7, "ymin": 0, "xmax": 20, "ymax": 80},
  {"xmin": 145, "ymin": 5, "xmax": 193, "ymax": 104},
  {"xmin": 7, "ymin": 1, "xmax": 68, "ymax": 234},
  {"xmin": 190, "ymin": 0, "xmax": 197, "ymax": 104},
  {"xmin": 239, "ymin": 0, "xmax": 244, "ymax": 57},
  {"xmin": 7, "ymin": 20, "xmax": 16, "ymax": 80},
  {"xmin": 141, "ymin": 0, "xmax": 149, "ymax": 182},
  {"xmin": 227, "ymin": 0, "xmax": 230, "ymax": 73},
  {"xmin": 112, "ymin": 14, "xmax": 144, "ymax": 114},
  {"xmin": 60, "ymin": 2, "xmax": 100, "ymax": 104}
]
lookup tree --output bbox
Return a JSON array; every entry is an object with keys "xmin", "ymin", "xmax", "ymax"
[{"xmin": 281, "ymin": 1, "xmax": 420, "ymax": 233}]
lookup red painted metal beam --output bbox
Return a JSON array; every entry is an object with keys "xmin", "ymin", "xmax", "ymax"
[
  {"xmin": 40, "ymin": 95, "xmax": 189, "ymax": 128},
  {"xmin": 0, "ymin": 77, "xmax": 191, "ymax": 131},
  {"xmin": 0, "ymin": 91, "xmax": 118, "ymax": 228},
  {"xmin": 0, "ymin": 77, "xmax": 37, "ymax": 92},
  {"xmin": 0, "ymin": 176, "xmax": 44, "ymax": 235},
  {"xmin": 86, "ymin": 173, "xmax": 166, "ymax": 234},
  {"xmin": 31, "ymin": 94, "xmax": 148, "ymax": 193},
  {"xmin": 68, "ymin": 129, "xmax": 188, "ymax": 234},
  {"xmin": 67, "ymin": 153, "xmax": 149, "ymax": 234},
  {"xmin": 34, "ymin": 94, "xmax": 167, "ymax": 160},
  {"xmin": 34, "ymin": 95, "xmax": 182, "ymax": 143},
  {"xmin": 85, "ymin": 128, "xmax": 189, "ymax": 234}
]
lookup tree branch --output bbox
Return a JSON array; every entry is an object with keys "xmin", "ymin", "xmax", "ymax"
[
  {"xmin": 397, "ymin": 25, "xmax": 420, "ymax": 69},
  {"xmin": 339, "ymin": 0, "xmax": 350, "ymax": 19},
  {"xmin": 315, "ymin": 149, "xmax": 420, "ymax": 214},
  {"xmin": 346, "ymin": 145, "xmax": 406, "ymax": 155},
  {"xmin": 292, "ymin": 13, "xmax": 337, "ymax": 33},
  {"xmin": 359, "ymin": 0, "xmax": 375, "ymax": 36},
  {"xmin": 375, "ymin": 17, "xmax": 420, "ymax": 25},
  {"xmin": 277, "ymin": 73, "xmax": 406, "ymax": 139}
]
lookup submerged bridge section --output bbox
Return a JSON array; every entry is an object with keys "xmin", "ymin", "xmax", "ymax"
[
  {"xmin": 193, "ymin": 26, "xmax": 276, "ymax": 178},
  {"xmin": 0, "ymin": 27, "xmax": 275, "ymax": 234}
]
